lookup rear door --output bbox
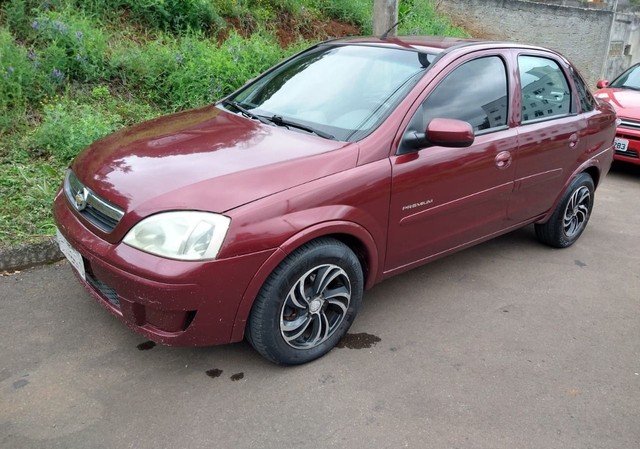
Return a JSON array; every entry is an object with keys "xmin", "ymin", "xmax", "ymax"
[
  {"xmin": 385, "ymin": 53, "xmax": 517, "ymax": 275},
  {"xmin": 507, "ymin": 52, "xmax": 586, "ymax": 223}
]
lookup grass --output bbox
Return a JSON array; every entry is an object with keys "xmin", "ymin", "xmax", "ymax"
[{"xmin": 0, "ymin": 0, "xmax": 467, "ymax": 246}]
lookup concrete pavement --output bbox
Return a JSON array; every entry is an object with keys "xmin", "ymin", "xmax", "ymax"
[{"xmin": 1, "ymin": 164, "xmax": 639, "ymax": 449}]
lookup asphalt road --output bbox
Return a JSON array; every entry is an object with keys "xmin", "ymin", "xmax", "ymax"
[{"xmin": 1, "ymin": 164, "xmax": 639, "ymax": 449}]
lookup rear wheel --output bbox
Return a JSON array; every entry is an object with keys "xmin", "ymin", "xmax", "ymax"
[
  {"xmin": 535, "ymin": 173, "xmax": 595, "ymax": 248},
  {"xmin": 246, "ymin": 238, "xmax": 364, "ymax": 365}
]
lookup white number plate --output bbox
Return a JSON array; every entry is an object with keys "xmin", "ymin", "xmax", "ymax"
[
  {"xmin": 614, "ymin": 138, "xmax": 629, "ymax": 153},
  {"xmin": 56, "ymin": 228, "xmax": 85, "ymax": 280}
]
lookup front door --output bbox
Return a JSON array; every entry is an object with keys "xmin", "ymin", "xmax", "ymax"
[{"xmin": 385, "ymin": 55, "xmax": 516, "ymax": 275}]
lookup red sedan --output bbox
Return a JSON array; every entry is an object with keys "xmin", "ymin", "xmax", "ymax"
[
  {"xmin": 595, "ymin": 63, "xmax": 640, "ymax": 165},
  {"xmin": 54, "ymin": 37, "xmax": 616, "ymax": 364}
]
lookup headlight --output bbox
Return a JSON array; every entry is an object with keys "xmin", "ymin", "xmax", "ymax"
[{"xmin": 123, "ymin": 211, "xmax": 231, "ymax": 261}]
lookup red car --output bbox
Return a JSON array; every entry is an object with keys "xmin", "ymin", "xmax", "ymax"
[
  {"xmin": 54, "ymin": 37, "xmax": 616, "ymax": 365},
  {"xmin": 595, "ymin": 63, "xmax": 640, "ymax": 165}
]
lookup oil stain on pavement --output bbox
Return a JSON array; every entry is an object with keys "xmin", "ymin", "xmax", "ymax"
[
  {"xmin": 136, "ymin": 341, "xmax": 156, "ymax": 350},
  {"xmin": 205, "ymin": 368, "xmax": 223, "ymax": 378},
  {"xmin": 336, "ymin": 332, "xmax": 381, "ymax": 349}
]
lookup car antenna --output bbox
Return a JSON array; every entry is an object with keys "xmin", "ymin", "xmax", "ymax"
[{"xmin": 380, "ymin": 20, "xmax": 401, "ymax": 39}]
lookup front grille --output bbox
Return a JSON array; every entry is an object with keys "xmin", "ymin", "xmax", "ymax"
[
  {"xmin": 619, "ymin": 119, "xmax": 640, "ymax": 130},
  {"xmin": 64, "ymin": 170, "xmax": 124, "ymax": 233},
  {"xmin": 615, "ymin": 148, "xmax": 639, "ymax": 158},
  {"xmin": 86, "ymin": 270, "xmax": 121, "ymax": 308}
]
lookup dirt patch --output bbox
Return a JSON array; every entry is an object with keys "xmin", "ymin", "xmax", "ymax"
[
  {"xmin": 274, "ymin": 11, "xmax": 361, "ymax": 47},
  {"xmin": 219, "ymin": 11, "xmax": 361, "ymax": 47},
  {"xmin": 216, "ymin": 16, "xmax": 258, "ymax": 44}
]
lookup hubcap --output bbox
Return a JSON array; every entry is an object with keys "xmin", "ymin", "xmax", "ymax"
[
  {"xmin": 563, "ymin": 186, "xmax": 591, "ymax": 238},
  {"xmin": 280, "ymin": 264, "xmax": 351, "ymax": 349}
]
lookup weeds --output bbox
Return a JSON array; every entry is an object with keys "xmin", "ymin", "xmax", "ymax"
[
  {"xmin": 31, "ymin": 97, "xmax": 123, "ymax": 163},
  {"xmin": 398, "ymin": 0, "xmax": 468, "ymax": 36},
  {"xmin": 0, "ymin": 0, "xmax": 466, "ymax": 245}
]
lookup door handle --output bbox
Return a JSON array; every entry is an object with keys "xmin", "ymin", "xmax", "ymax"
[
  {"xmin": 569, "ymin": 133, "xmax": 579, "ymax": 148},
  {"xmin": 495, "ymin": 151, "xmax": 512, "ymax": 169}
]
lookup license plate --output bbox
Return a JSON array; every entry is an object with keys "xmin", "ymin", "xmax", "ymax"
[
  {"xmin": 614, "ymin": 137, "xmax": 629, "ymax": 153},
  {"xmin": 56, "ymin": 228, "xmax": 86, "ymax": 280}
]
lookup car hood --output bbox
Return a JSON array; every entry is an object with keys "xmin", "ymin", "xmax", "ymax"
[
  {"xmin": 72, "ymin": 105, "xmax": 355, "ymax": 224},
  {"xmin": 594, "ymin": 88, "xmax": 640, "ymax": 119}
]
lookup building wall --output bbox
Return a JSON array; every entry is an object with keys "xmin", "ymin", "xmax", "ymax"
[
  {"xmin": 607, "ymin": 12, "xmax": 640, "ymax": 80},
  {"xmin": 439, "ymin": 0, "xmax": 614, "ymax": 88}
]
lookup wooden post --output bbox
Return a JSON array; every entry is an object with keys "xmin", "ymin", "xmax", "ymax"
[{"xmin": 373, "ymin": 0, "xmax": 399, "ymax": 37}]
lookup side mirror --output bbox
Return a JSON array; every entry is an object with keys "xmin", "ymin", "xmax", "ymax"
[
  {"xmin": 402, "ymin": 118, "xmax": 475, "ymax": 152},
  {"xmin": 426, "ymin": 118, "xmax": 474, "ymax": 147},
  {"xmin": 596, "ymin": 79, "xmax": 609, "ymax": 89}
]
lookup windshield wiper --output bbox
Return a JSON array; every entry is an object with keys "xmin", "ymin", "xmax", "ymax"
[
  {"xmin": 222, "ymin": 100, "xmax": 271, "ymax": 125},
  {"xmin": 265, "ymin": 115, "xmax": 334, "ymax": 140}
]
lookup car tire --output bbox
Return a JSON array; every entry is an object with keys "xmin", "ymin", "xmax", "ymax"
[
  {"xmin": 535, "ymin": 172, "xmax": 595, "ymax": 248},
  {"xmin": 246, "ymin": 238, "xmax": 364, "ymax": 365}
]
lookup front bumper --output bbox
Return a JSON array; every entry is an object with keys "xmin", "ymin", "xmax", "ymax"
[
  {"xmin": 54, "ymin": 191, "xmax": 275, "ymax": 346},
  {"xmin": 614, "ymin": 123, "xmax": 640, "ymax": 165}
]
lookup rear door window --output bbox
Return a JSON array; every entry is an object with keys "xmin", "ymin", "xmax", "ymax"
[{"xmin": 519, "ymin": 56, "xmax": 571, "ymax": 123}]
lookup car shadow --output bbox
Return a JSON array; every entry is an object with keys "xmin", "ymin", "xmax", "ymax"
[{"xmin": 610, "ymin": 161, "xmax": 640, "ymax": 179}]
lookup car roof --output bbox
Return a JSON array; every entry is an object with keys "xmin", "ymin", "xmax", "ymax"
[{"xmin": 326, "ymin": 36, "xmax": 551, "ymax": 56}]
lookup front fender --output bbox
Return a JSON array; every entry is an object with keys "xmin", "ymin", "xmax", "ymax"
[{"xmin": 229, "ymin": 220, "xmax": 381, "ymax": 343}]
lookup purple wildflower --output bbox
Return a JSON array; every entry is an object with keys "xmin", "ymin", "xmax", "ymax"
[
  {"xmin": 52, "ymin": 20, "xmax": 68, "ymax": 34},
  {"xmin": 32, "ymin": 21, "xmax": 39, "ymax": 30},
  {"xmin": 51, "ymin": 68, "xmax": 64, "ymax": 83},
  {"xmin": 27, "ymin": 50, "xmax": 37, "ymax": 61},
  {"xmin": 76, "ymin": 31, "xmax": 83, "ymax": 40}
]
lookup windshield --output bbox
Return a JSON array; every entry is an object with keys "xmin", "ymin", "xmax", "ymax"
[
  {"xmin": 226, "ymin": 44, "xmax": 434, "ymax": 141},
  {"xmin": 610, "ymin": 64, "xmax": 640, "ymax": 90}
]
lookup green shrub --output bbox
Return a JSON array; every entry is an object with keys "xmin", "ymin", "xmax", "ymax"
[
  {"xmin": 30, "ymin": 10, "xmax": 110, "ymax": 82},
  {"xmin": 0, "ymin": 160, "xmax": 63, "ymax": 242},
  {"xmin": 399, "ymin": 0, "xmax": 468, "ymax": 37},
  {"xmin": 162, "ymin": 32, "xmax": 284, "ymax": 109},
  {"xmin": 66, "ymin": 0, "xmax": 224, "ymax": 34},
  {"xmin": 307, "ymin": 0, "xmax": 372, "ymax": 33},
  {"xmin": 30, "ymin": 96, "xmax": 123, "ymax": 163},
  {"xmin": 110, "ymin": 35, "xmax": 182, "ymax": 107},
  {"xmin": 1, "ymin": 0, "xmax": 37, "ymax": 40},
  {"xmin": 124, "ymin": 0, "xmax": 223, "ymax": 34},
  {"xmin": 112, "ymin": 31, "xmax": 288, "ymax": 110},
  {"xmin": 0, "ymin": 28, "xmax": 37, "ymax": 115}
]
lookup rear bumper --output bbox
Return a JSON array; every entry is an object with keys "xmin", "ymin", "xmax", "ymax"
[{"xmin": 54, "ymin": 191, "xmax": 274, "ymax": 346}]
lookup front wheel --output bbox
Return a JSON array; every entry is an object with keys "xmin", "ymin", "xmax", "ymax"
[
  {"xmin": 535, "ymin": 173, "xmax": 595, "ymax": 248},
  {"xmin": 246, "ymin": 238, "xmax": 364, "ymax": 365}
]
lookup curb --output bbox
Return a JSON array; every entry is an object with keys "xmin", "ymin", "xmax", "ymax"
[{"xmin": 0, "ymin": 237, "xmax": 64, "ymax": 272}]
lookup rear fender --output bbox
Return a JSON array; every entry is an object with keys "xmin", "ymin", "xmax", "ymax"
[{"xmin": 536, "ymin": 146, "xmax": 610, "ymax": 224}]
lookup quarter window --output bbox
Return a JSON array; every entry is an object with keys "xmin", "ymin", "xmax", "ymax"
[
  {"xmin": 519, "ymin": 56, "xmax": 571, "ymax": 122},
  {"xmin": 570, "ymin": 67, "xmax": 596, "ymax": 113}
]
